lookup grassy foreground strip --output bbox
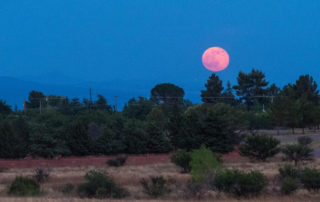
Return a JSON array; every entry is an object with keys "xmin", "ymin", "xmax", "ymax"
[{"xmin": 1, "ymin": 197, "xmax": 320, "ymax": 202}]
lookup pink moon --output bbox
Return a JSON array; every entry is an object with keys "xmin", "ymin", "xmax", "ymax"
[{"xmin": 202, "ymin": 47, "xmax": 230, "ymax": 72}]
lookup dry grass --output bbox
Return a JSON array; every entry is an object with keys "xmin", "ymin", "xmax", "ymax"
[
  {"xmin": 311, "ymin": 139, "xmax": 320, "ymax": 149},
  {"xmin": 1, "ymin": 195, "xmax": 320, "ymax": 202},
  {"xmin": 1, "ymin": 150, "xmax": 320, "ymax": 201}
]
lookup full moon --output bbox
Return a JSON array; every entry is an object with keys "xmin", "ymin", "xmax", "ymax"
[{"xmin": 202, "ymin": 47, "xmax": 229, "ymax": 72}]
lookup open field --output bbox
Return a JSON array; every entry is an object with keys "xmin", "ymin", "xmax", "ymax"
[
  {"xmin": 1, "ymin": 156, "xmax": 320, "ymax": 201},
  {"xmin": 1, "ymin": 197, "xmax": 320, "ymax": 202},
  {"xmin": 1, "ymin": 131, "xmax": 320, "ymax": 201}
]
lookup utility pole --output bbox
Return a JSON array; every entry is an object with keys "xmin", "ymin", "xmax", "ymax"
[
  {"xmin": 114, "ymin": 96, "xmax": 118, "ymax": 112},
  {"xmin": 39, "ymin": 99, "xmax": 42, "ymax": 114},
  {"xmin": 89, "ymin": 88, "xmax": 92, "ymax": 111},
  {"xmin": 23, "ymin": 99, "xmax": 26, "ymax": 113}
]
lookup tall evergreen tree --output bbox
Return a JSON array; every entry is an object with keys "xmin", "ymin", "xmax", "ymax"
[
  {"xmin": 221, "ymin": 81, "xmax": 237, "ymax": 105},
  {"xmin": 294, "ymin": 75, "xmax": 318, "ymax": 104},
  {"xmin": 201, "ymin": 73, "xmax": 224, "ymax": 104},
  {"xmin": 233, "ymin": 69, "xmax": 269, "ymax": 110}
]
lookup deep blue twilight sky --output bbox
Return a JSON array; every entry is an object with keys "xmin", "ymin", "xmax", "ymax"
[{"xmin": 0, "ymin": 0, "xmax": 320, "ymax": 107}]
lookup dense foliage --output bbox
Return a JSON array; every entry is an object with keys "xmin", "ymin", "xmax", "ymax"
[
  {"xmin": 1, "ymin": 69, "xmax": 320, "ymax": 158},
  {"xmin": 213, "ymin": 169, "xmax": 267, "ymax": 197},
  {"xmin": 280, "ymin": 177, "xmax": 299, "ymax": 195},
  {"xmin": 189, "ymin": 145, "xmax": 222, "ymax": 183},
  {"xmin": 282, "ymin": 144, "xmax": 313, "ymax": 166},
  {"xmin": 239, "ymin": 134, "xmax": 280, "ymax": 161},
  {"xmin": 299, "ymin": 168, "xmax": 320, "ymax": 192},
  {"xmin": 140, "ymin": 176, "xmax": 170, "ymax": 198},
  {"xmin": 77, "ymin": 170, "xmax": 128, "ymax": 198},
  {"xmin": 170, "ymin": 149, "xmax": 191, "ymax": 173},
  {"xmin": 8, "ymin": 177, "xmax": 40, "ymax": 196}
]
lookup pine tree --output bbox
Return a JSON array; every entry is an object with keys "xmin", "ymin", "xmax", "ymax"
[{"xmin": 201, "ymin": 73, "xmax": 224, "ymax": 104}]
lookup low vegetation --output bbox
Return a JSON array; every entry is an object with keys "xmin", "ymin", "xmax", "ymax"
[
  {"xmin": 282, "ymin": 144, "xmax": 313, "ymax": 166},
  {"xmin": 8, "ymin": 177, "xmax": 40, "ymax": 196},
  {"xmin": 213, "ymin": 169, "xmax": 267, "ymax": 197},
  {"xmin": 299, "ymin": 168, "xmax": 320, "ymax": 192},
  {"xmin": 189, "ymin": 145, "xmax": 222, "ymax": 183},
  {"xmin": 280, "ymin": 177, "xmax": 299, "ymax": 195},
  {"xmin": 60, "ymin": 183, "xmax": 74, "ymax": 195},
  {"xmin": 279, "ymin": 164, "xmax": 300, "ymax": 179},
  {"xmin": 33, "ymin": 168, "xmax": 50, "ymax": 183},
  {"xmin": 277, "ymin": 164, "xmax": 320, "ymax": 195},
  {"xmin": 77, "ymin": 170, "xmax": 129, "ymax": 199},
  {"xmin": 239, "ymin": 134, "xmax": 280, "ymax": 161},
  {"xmin": 170, "ymin": 149, "xmax": 191, "ymax": 173},
  {"xmin": 140, "ymin": 176, "xmax": 170, "ymax": 198}
]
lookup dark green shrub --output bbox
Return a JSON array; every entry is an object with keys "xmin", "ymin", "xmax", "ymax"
[
  {"xmin": 170, "ymin": 149, "xmax": 191, "ymax": 173},
  {"xmin": 298, "ymin": 136, "xmax": 312, "ymax": 146},
  {"xmin": 77, "ymin": 170, "xmax": 129, "ymax": 198},
  {"xmin": 279, "ymin": 164, "xmax": 300, "ymax": 179},
  {"xmin": 239, "ymin": 134, "xmax": 280, "ymax": 161},
  {"xmin": 213, "ymin": 169, "xmax": 240, "ymax": 193},
  {"xmin": 280, "ymin": 177, "xmax": 299, "ymax": 195},
  {"xmin": 107, "ymin": 155, "xmax": 127, "ymax": 167},
  {"xmin": 61, "ymin": 183, "xmax": 74, "ymax": 194},
  {"xmin": 8, "ymin": 176, "xmax": 40, "ymax": 196},
  {"xmin": 140, "ymin": 176, "xmax": 170, "ymax": 198},
  {"xmin": 214, "ymin": 169, "xmax": 267, "ymax": 197},
  {"xmin": 282, "ymin": 144, "xmax": 313, "ymax": 166},
  {"xmin": 33, "ymin": 168, "xmax": 50, "ymax": 183},
  {"xmin": 190, "ymin": 145, "xmax": 222, "ymax": 183},
  {"xmin": 299, "ymin": 168, "xmax": 320, "ymax": 192}
]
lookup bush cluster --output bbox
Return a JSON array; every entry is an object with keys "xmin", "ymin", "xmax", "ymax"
[
  {"xmin": 189, "ymin": 145, "xmax": 222, "ymax": 183},
  {"xmin": 279, "ymin": 164, "xmax": 300, "ymax": 179},
  {"xmin": 77, "ymin": 170, "xmax": 129, "ymax": 199},
  {"xmin": 140, "ymin": 176, "xmax": 170, "ymax": 198},
  {"xmin": 278, "ymin": 165, "xmax": 320, "ymax": 194},
  {"xmin": 170, "ymin": 149, "xmax": 191, "ymax": 173},
  {"xmin": 299, "ymin": 168, "xmax": 320, "ymax": 192},
  {"xmin": 8, "ymin": 177, "xmax": 40, "ymax": 196},
  {"xmin": 280, "ymin": 177, "xmax": 299, "ymax": 195},
  {"xmin": 282, "ymin": 143, "xmax": 313, "ymax": 166},
  {"xmin": 213, "ymin": 169, "xmax": 267, "ymax": 197},
  {"xmin": 239, "ymin": 134, "xmax": 280, "ymax": 161}
]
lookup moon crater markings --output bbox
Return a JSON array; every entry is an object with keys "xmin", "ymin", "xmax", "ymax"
[{"xmin": 202, "ymin": 47, "xmax": 229, "ymax": 72}]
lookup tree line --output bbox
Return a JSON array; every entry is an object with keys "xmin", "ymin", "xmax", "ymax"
[{"xmin": 0, "ymin": 69, "xmax": 319, "ymax": 158}]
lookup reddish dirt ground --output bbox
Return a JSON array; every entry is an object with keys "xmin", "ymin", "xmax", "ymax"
[
  {"xmin": 0, "ymin": 150, "xmax": 247, "ymax": 169},
  {"xmin": 0, "ymin": 154, "xmax": 170, "ymax": 169},
  {"xmin": 221, "ymin": 147, "xmax": 249, "ymax": 163}
]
